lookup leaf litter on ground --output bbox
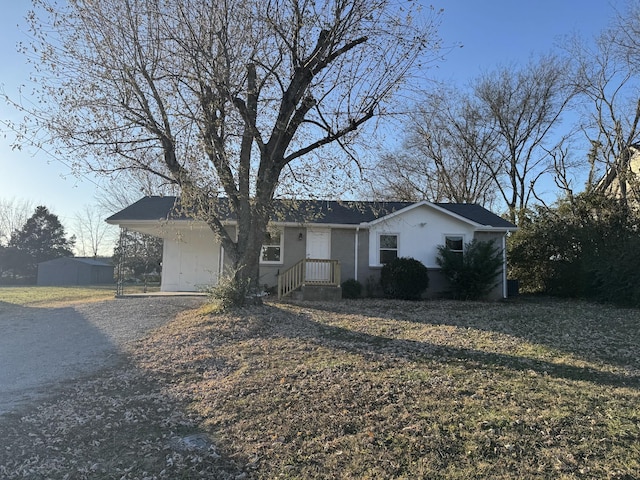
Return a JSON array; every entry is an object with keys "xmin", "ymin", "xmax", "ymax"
[{"xmin": 0, "ymin": 297, "xmax": 638, "ymax": 479}]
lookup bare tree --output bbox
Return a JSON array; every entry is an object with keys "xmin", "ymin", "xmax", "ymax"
[
  {"xmin": 0, "ymin": 197, "xmax": 33, "ymax": 246},
  {"xmin": 371, "ymin": 150, "xmax": 435, "ymax": 202},
  {"xmin": 471, "ymin": 55, "xmax": 574, "ymax": 223},
  {"xmin": 10, "ymin": 0, "xmax": 441, "ymax": 304},
  {"xmin": 94, "ymin": 174, "xmax": 168, "ymax": 282},
  {"xmin": 546, "ymin": 142, "xmax": 577, "ymax": 203},
  {"xmin": 567, "ymin": 7, "xmax": 640, "ymax": 205},
  {"xmin": 372, "ymin": 88, "xmax": 500, "ymax": 207},
  {"xmin": 96, "ymin": 171, "xmax": 180, "ymax": 215},
  {"xmin": 73, "ymin": 204, "xmax": 114, "ymax": 257}
]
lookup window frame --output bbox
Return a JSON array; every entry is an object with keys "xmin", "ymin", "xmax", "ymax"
[
  {"xmin": 260, "ymin": 228, "xmax": 284, "ymax": 265},
  {"xmin": 444, "ymin": 234, "xmax": 465, "ymax": 258},
  {"xmin": 378, "ymin": 232, "xmax": 399, "ymax": 265}
]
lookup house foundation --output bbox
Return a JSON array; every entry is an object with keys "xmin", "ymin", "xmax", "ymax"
[{"xmin": 301, "ymin": 285, "xmax": 342, "ymax": 301}]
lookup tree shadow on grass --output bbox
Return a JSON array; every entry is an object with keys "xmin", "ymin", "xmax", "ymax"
[
  {"xmin": 265, "ymin": 301, "xmax": 640, "ymax": 390},
  {"xmin": 294, "ymin": 297, "xmax": 640, "ymax": 373}
]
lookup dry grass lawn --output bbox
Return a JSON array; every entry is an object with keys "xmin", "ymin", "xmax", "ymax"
[
  {"xmin": 0, "ymin": 285, "xmax": 115, "ymax": 307},
  {"xmin": 1, "ymin": 297, "xmax": 638, "ymax": 479}
]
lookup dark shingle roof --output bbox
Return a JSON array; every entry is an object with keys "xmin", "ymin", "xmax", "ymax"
[
  {"xmin": 106, "ymin": 196, "xmax": 515, "ymax": 229},
  {"xmin": 106, "ymin": 196, "xmax": 181, "ymax": 222},
  {"xmin": 272, "ymin": 200, "xmax": 414, "ymax": 224},
  {"xmin": 435, "ymin": 203, "xmax": 516, "ymax": 229},
  {"xmin": 105, "ymin": 197, "xmax": 412, "ymax": 224}
]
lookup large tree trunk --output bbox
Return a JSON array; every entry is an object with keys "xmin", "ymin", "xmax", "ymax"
[
  {"xmin": 231, "ymin": 223, "xmax": 264, "ymax": 305},
  {"xmin": 219, "ymin": 196, "xmax": 272, "ymax": 306}
]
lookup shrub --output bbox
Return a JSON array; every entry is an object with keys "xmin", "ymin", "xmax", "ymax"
[
  {"xmin": 202, "ymin": 269, "xmax": 254, "ymax": 310},
  {"xmin": 380, "ymin": 257, "xmax": 429, "ymax": 300},
  {"xmin": 365, "ymin": 275, "xmax": 383, "ymax": 297},
  {"xmin": 341, "ymin": 278, "xmax": 362, "ymax": 299},
  {"xmin": 580, "ymin": 235, "xmax": 640, "ymax": 306},
  {"xmin": 436, "ymin": 239, "xmax": 503, "ymax": 300},
  {"xmin": 508, "ymin": 193, "xmax": 640, "ymax": 306}
]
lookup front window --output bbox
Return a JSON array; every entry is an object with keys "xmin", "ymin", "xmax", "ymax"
[
  {"xmin": 261, "ymin": 229, "xmax": 283, "ymax": 263},
  {"xmin": 445, "ymin": 235, "xmax": 464, "ymax": 259},
  {"xmin": 379, "ymin": 234, "xmax": 398, "ymax": 264}
]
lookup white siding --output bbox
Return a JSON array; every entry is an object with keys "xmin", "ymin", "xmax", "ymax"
[{"xmin": 368, "ymin": 205, "xmax": 476, "ymax": 268}]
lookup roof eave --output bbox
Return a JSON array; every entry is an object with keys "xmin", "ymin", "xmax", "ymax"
[
  {"xmin": 363, "ymin": 200, "xmax": 484, "ymax": 228},
  {"xmin": 108, "ymin": 217, "xmax": 366, "ymax": 229}
]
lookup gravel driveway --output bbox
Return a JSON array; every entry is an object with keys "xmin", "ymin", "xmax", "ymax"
[{"xmin": 0, "ymin": 296, "xmax": 205, "ymax": 416}]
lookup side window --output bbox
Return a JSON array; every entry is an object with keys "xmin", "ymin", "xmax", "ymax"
[
  {"xmin": 379, "ymin": 234, "xmax": 398, "ymax": 264},
  {"xmin": 261, "ymin": 229, "xmax": 283, "ymax": 263},
  {"xmin": 445, "ymin": 235, "xmax": 464, "ymax": 259}
]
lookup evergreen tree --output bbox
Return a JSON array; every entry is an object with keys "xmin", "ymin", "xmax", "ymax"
[
  {"xmin": 436, "ymin": 239, "xmax": 504, "ymax": 300},
  {"xmin": 8, "ymin": 206, "xmax": 75, "ymax": 280},
  {"xmin": 112, "ymin": 230, "xmax": 162, "ymax": 282}
]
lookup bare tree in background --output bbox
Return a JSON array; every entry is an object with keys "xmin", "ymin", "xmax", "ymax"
[
  {"xmin": 372, "ymin": 88, "xmax": 499, "ymax": 207},
  {"xmin": 372, "ymin": 56, "xmax": 573, "ymax": 221},
  {"xmin": 568, "ymin": 5, "xmax": 640, "ymax": 205},
  {"xmin": 73, "ymin": 205, "xmax": 114, "ymax": 257},
  {"xmin": 0, "ymin": 197, "xmax": 33, "ymax": 246},
  {"xmin": 94, "ymin": 173, "xmax": 168, "ymax": 284},
  {"xmin": 11, "ymin": 0, "xmax": 441, "ymax": 304},
  {"xmin": 472, "ymin": 55, "xmax": 574, "ymax": 223},
  {"xmin": 75, "ymin": 172, "xmax": 175, "ymax": 258},
  {"xmin": 96, "ymin": 171, "xmax": 180, "ymax": 215}
]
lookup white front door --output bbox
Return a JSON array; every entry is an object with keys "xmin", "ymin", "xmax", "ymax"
[{"xmin": 306, "ymin": 228, "xmax": 331, "ymax": 281}]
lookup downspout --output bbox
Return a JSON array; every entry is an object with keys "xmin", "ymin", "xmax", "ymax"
[
  {"xmin": 502, "ymin": 232, "xmax": 508, "ymax": 299},
  {"xmin": 354, "ymin": 226, "xmax": 360, "ymax": 281}
]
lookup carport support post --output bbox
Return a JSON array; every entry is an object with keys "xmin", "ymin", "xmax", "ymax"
[{"xmin": 116, "ymin": 227, "xmax": 128, "ymax": 296}]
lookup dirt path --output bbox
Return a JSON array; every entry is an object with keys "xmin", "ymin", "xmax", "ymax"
[{"xmin": 0, "ymin": 296, "xmax": 205, "ymax": 416}]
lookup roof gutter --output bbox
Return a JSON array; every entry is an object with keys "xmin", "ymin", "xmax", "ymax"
[{"xmin": 474, "ymin": 226, "xmax": 518, "ymax": 233}]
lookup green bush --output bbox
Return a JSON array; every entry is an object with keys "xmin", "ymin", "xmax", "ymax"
[
  {"xmin": 585, "ymin": 240, "xmax": 640, "ymax": 306},
  {"xmin": 380, "ymin": 257, "xmax": 429, "ymax": 300},
  {"xmin": 437, "ymin": 239, "xmax": 503, "ymax": 300},
  {"xmin": 341, "ymin": 278, "xmax": 362, "ymax": 299},
  {"xmin": 508, "ymin": 193, "xmax": 640, "ymax": 306},
  {"xmin": 365, "ymin": 275, "xmax": 382, "ymax": 297}
]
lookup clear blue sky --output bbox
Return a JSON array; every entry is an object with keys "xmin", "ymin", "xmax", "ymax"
[
  {"xmin": 0, "ymin": 0, "xmax": 623, "ymax": 232},
  {"xmin": 434, "ymin": 0, "xmax": 619, "ymax": 82}
]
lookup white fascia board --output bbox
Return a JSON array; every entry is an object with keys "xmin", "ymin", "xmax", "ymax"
[
  {"xmin": 474, "ymin": 226, "xmax": 518, "ymax": 233},
  {"xmin": 104, "ymin": 220, "xmax": 168, "ymax": 237},
  {"xmin": 110, "ymin": 218, "xmax": 361, "ymax": 230},
  {"xmin": 108, "ymin": 218, "xmax": 236, "ymax": 227},
  {"xmin": 106, "ymin": 219, "xmax": 216, "ymax": 238},
  {"xmin": 274, "ymin": 221, "xmax": 362, "ymax": 230},
  {"xmin": 105, "ymin": 219, "xmax": 164, "ymax": 227},
  {"xmin": 107, "ymin": 219, "xmax": 207, "ymax": 228}
]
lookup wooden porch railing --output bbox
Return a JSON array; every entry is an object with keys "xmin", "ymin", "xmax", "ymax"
[{"xmin": 277, "ymin": 259, "xmax": 341, "ymax": 299}]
